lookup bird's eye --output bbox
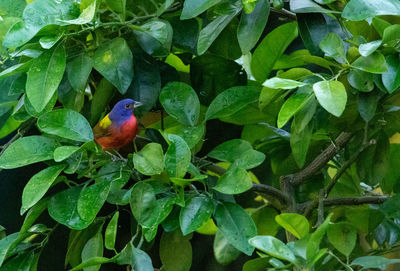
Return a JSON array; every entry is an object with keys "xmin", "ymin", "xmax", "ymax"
[{"xmin": 125, "ymin": 104, "xmax": 130, "ymax": 109}]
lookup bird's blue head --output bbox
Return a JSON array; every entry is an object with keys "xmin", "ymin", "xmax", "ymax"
[{"xmin": 109, "ymin": 99, "xmax": 142, "ymax": 122}]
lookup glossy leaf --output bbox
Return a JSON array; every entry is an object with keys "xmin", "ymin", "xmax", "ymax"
[
  {"xmin": 77, "ymin": 181, "xmax": 110, "ymax": 222},
  {"xmin": 352, "ymin": 52, "xmax": 387, "ymax": 74},
  {"xmin": 342, "ymin": 0, "xmax": 400, "ymax": 21},
  {"xmin": 54, "ymin": 146, "xmax": 80, "ymax": 162},
  {"xmin": 131, "ymin": 19, "xmax": 173, "ymax": 57},
  {"xmin": 382, "ymin": 54, "xmax": 400, "ymax": 93},
  {"xmin": 0, "ymin": 136, "xmax": 57, "ymax": 169},
  {"xmin": 275, "ymin": 213, "xmax": 309, "ymax": 239},
  {"xmin": 213, "ymin": 166, "xmax": 253, "ymax": 194},
  {"xmin": 180, "ymin": 196, "xmax": 214, "ymax": 235},
  {"xmin": 81, "ymin": 230, "xmax": 103, "ymax": 271},
  {"xmin": 205, "ymin": 86, "xmax": 260, "ymax": 121},
  {"xmin": 359, "ymin": 40, "xmax": 382, "ymax": 57},
  {"xmin": 291, "ymin": 120, "xmax": 313, "ymax": 168},
  {"xmin": 37, "ymin": 109, "xmax": 93, "ymax": 142},
  {"xmin": 249, "ymin": 236, "xmax": 297, "ymax": 263},
  {"xmin": 130, "ymin": 181, "xmax": 156, "ymax": 225},
  {"xmin": 327, "ymin": 223, "xmax": 357, "ymax": 257},
  {"xmin": 262, "ymin": 78, "xmax": 306, "ymax": 90},
  {"xmin": 251, "ymin": 22, "xmax": 298, "ymax": 82},
  {"xmin": 306, "ymin": 213, "xmax": 332, "ymax": 261},
  {"xmin": 214, "ymin": 202, "xmax": 256, "ymax": 255},
  {"xmin": 21, "ymin": 164, "xmax": 65, "ymax": 215},
  {"xmin": 159, "ymin": 231, "xmax": 192, "ymax": 271},
  {"xmin": 26, "ymin": 43, "xmax": 66, "ymax": 112},
  {"xmin": 197, "ymin": 3, "xmax": 241, "ymax": 55},
  {"xmin": 351, "ymin": 256, "xmax": 400, "ymax": 269},
  {"xmin": 3, "ymin": 0, "xmax": 79, "ymax": 48},
  {"xmin": 347, "ymin": 69, "xmax": 374, "ymax": 92},
  {"xmin": 313, "ymin": 80, "xmax": 347, "ymax": 117},
  {"xmin": 278, "ymin": 93, "xmax": 313, "ymax": 128},
  {"xmin": 290, "ymin": 0, "xmax": 340, "ymax": 13},
  {"xmin": 180, "ymin": 0, "xmax": 220, "ymax": 20},
  {"xmin": 319, "ymin": 32, "xmax": 346, "ymax": 63},
  {"xmin": 237, "ymin": 0, "xmax": 270, "ymax": 54},
  {"xmin": 67, "ymin": 54, "xmax": 93, "ymax": 92},
  {"xmin": 213, "ymin": 230, "xmax": 241, "ymax": 265},
  {"xmin": 159, "ymin": 82, "xmax": 200, "ymax": 126},
  {"xmin": 48, "ymin": 186, "xmax": 92, "ymax": 230},
  {"xmin": 116, "ymin": 242, "xmax": 154, "ymax": 270},
  {"xmin": 165, "ymin": 134, "xmax": 191, "ymax": 178},
  {"xmin": 93, "ymin": 38, "xmax": 133, "ymax": 94},
  {"xmin": 208, "ymin": 139, "xmax": 265, "ymax": 169},
  {"xmin": 104, "ymin": 211, "xmax": 119, "ymax": 251},
  {"xmin": 133, "ymin": 143, "xmax": 164, "ymax": 176}
]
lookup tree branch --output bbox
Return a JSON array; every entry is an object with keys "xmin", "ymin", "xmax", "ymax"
[
  {"xmin": 288, "ymin": 132, "xmax": 353, "ymax": 186},
  {"xmin": 252, "ymin": 183, "xmax": 290, "ymax": 205},
  {"xmin": 301, "ymin": 195, "xmax": 389, "ymax": 215}
]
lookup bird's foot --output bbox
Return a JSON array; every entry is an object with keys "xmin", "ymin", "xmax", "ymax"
[{"xmin": 105, "ymin": 150, "xmax": 127, "ymax": 163}]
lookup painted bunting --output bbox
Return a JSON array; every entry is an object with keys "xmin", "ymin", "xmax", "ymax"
[{"xmin": 93, "ymin": 99, "xmax": 142, "ymax": 149}]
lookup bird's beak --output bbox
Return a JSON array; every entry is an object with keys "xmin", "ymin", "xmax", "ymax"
[{"xmin": 133, "ymin": 101, "xmax": 143, "ymax": 108}]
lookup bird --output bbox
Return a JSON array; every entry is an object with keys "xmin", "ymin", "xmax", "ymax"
[{"xmin": 93, "ymin": 99, "xmax": 142, "ymax": 150}]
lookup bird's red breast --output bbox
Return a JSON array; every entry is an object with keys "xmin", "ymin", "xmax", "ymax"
[{"xmin": 93, "ymin": 114, "xmax": 138, "ymax": 150}]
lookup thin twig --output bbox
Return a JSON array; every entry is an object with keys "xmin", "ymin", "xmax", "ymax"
[
  {"xmin": 288, "ymin": 132, "xmax": 353, "ymax": 186},
  {"xmin": 0, "ymin": 118, "xmax": 35, "ymax": 156}
]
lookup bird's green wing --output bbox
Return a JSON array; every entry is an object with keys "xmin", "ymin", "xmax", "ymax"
[{"xmin": 93, "ymin": 114, "xmax": 113, "ymax": 138}]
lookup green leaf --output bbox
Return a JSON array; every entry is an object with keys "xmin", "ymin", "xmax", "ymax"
[
  {"xmin": 159, "ymin": 231, "xmax": 192, "ymax": 271},
  {"xmin": 249, "ymin": 236, "xmax": 297, "ymax": 263},
  {"xmin": 382, "ymin": 24, "xmax": 400, "ymax": 46},
  {"xmin": 105, "ymin": 0, "xmax": 126, "ymax": 18},
  {"xmin": 237, "ymin": 0, "xmax": 270, "ymax": 54},
  {"xmin": 359, "ymin": 40, "xmax": 382, "ymax": 57},
  {"xmin": 208, "ymin": 139, "xmax": 265, "ymax": 169},
  {"xmin": 2, "ymin": 0, "xmax": 79, "ymax": 48},
  {"xmin": 213, "ymin": 166, "xmax": 253, "ymax": 194},
  {"xmin": 347, "ymin": 69, "xmax": 374, "ymax": 92},
  {"xmin": 290, "ymin": 0, "xmax": 340, "ymax": 13},
  {"xmin": 327, "ymin": 223, "xmax": 357, "ymax": 257},
  {"xmin": 164, "ymin": 124, "xmax": 205, "ymax": 149},
  {"xmin": 278, "ymin": 93, "xmax": 313, "ymax": 128},
  {"xmin": 67, "ymin": 54, "xmax": 93, "ymax": 92},
  {"xmin": 70, "ymin": 257, "xmax": 113, "ymax": 271},
  {"xmin": 342, "ymin": 0, "xmax": 400, "ymax": 21},
  {"xmin": 105, "ymin": 211, "xmax": 119, "ymax": 250},
  {"xmin": 358, "ymin": 92, "xmax": 379, "ymax": 122},
  {"xmin": 90, "ymin": 78, "xmax": 115, "ymax": 125},
  {"xmin": 93, "ymin": 38, "xmax": 133, "ymax": 94},
  {"xmin": 291, "ymin": 120, "xmax": 313, "ymax": 168},
  {"xmin": 39, "ymin": 32, "xmax": 64, "ymax": 49},
  {"xmin": 214, "ymin": 202, "xmax": 256, "ymax": 255},
  {"xmin": 37, "ymin": 109, "xmax": 93, "ymax": 142},
  {"xmin": 351, "ymin": 256, "xmax": 400, "ymax": 270},
  {"xmin": 275, "ymin": 213, "xmax": 309, "ymax": 239},
  {"xmin": 180, "ymin": 0, "xmax": 220, "ymax": 19},
  {"xmin": 77, "ymin": 181, "xmax": 110, "ymax": 222},
  {"xmin": 81, "ymin": 230, "xmax": 103, "ymax": 271},
  {"xmin": 26, "ymin": 43, "xmax": 66, "ymax": 112},
  {"xmin": 21, "ymin": 164, "xmax": 65, "ymax": 215},
  {"xmin": 262, "ymin": 78, "xmax": 307, "ymax": 90},
  {"xmin": 306, "ymin": 213, "xmax": 332, "ymax": 262},
  {"xmin": 0, "ymin": 233, "xmax": 18, "ymax": 267},
  {"xmin": 251, "ymin": 21, "xmax": 298, "ymax": 82},
  {"xmin": 54, "ymin": 146, "xmax": 81, "ymax": 162},
  {"xmin": 197, "ymin": 3, "xmax": 241, "ymax": 55},
  {"xmin": 352, "ymin": 52, "xmax": 388, "ymax": 74},
  {"xmin": 0, "ymin": 136, "xmax": 57, "ymax": 169},
  {"xmin": 382, "ymin": 54, "xmax": 400, "ymax": 93},
  {"xmin": 48, "ymin": 186, "xmax": 92, "ymax": 230},
  {"xmin": 165, "ymin": 134, "xmax": 191, "ymax": 178},
  {"xmin": 242, "ymin": 258, "xmax": 269, "ymax": 271},
  {"xmin": 319, "ymin": 33, "xmax": 346, "ymax": 63},
  {"xmin": 180, "ymin": 196, "xmax": 214, "ymax": 236},
  {"xmin": 133, "ymin": 143, "xmax": 164, "ymax": 176},
  {"xmin": 313, "ymin": 80, "xmax": 347, "ymax": 117},
  {"xmin": 159, "ymin": 82, "xmax": 200, "ymax": 126},
  {"xmin": 205, "ymin": 86, "xmax": 260, "ymax": 121},
  {"xmin": 60, "ymin": 0, "xmax": 97, "ymax": 25},
  {"xmin": 213, "ymin": 230, "xmax": 241, "ymax": 265},
  {"xmin": 131, "ymin": 19, "xmax": 173, "ymax": 57},
  {"xmin": 130, "ymin": 181, "xmax": 156, "ymax": 225},
  {"xmin": 116, "ymin": 242, "xmax": 154, "ymax": 270}
]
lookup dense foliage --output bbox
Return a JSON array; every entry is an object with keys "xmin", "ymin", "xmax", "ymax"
[{"xmin": 2, "ymin": 0, "xmax": 400, "ymax": 270}]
